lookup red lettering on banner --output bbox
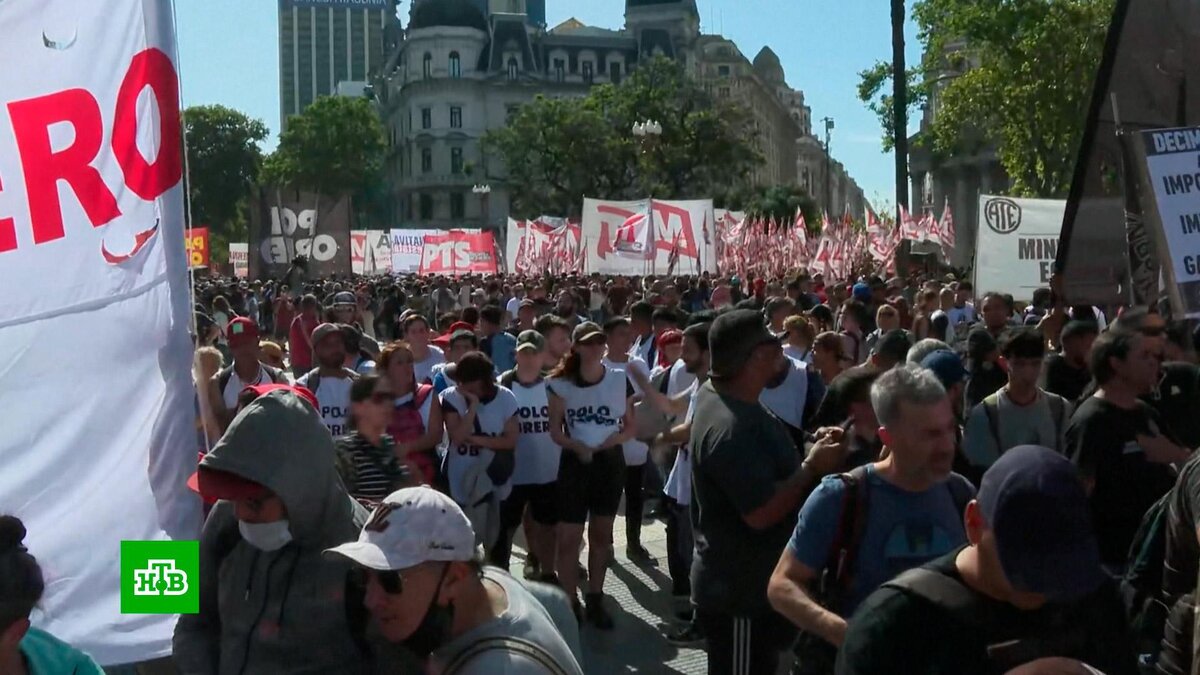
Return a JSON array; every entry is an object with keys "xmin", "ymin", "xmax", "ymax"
[
  {"xmin": 0, "ymin": 173, "xmax": 14, "ymax": 252},
  {"xmin": 596, "ymin": 204, "xmax": 637, "ymax": 260},
  {"xmin": 651, "ymin": 202, "xmax": 698, "ymax": 258},
  {"xmin": 2, "ymin": 48, "xmax": 180, "ymax": 256},
  {"xmin": 8, "ymin": 89, "xmax": 121, "ymax": 245},
  {"xmin": 112, "ymin": 49, "xmax": 182, "ymax": 200}
]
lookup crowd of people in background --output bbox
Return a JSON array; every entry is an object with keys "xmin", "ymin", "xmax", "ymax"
[{"xmin": 7, "ymin": 265, "xmax": 1200, "ymax": 674}]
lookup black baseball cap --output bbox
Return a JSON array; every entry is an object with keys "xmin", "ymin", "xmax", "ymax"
[
  {"xmin": 977, "ymin": 445, "xmax": 1106, "ymax": 601},
  {"xmin": 708, "ymin": 309, "xmax": 781, "ymax": 379}
]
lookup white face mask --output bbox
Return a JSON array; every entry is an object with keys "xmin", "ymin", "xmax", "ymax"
[{"xmin": 238, "ymin": 519, "xmax": 293, "ymax": 552}]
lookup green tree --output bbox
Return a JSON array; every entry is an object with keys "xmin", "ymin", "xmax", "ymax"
[
  {"xmin": 857, "ymin": 62, "xmax": 927, "ymax": 153},
  {"xmin": 860, "ymin": 0, "xmax": 1112, "ymax": 198},
  {"xmin": 262, "ymin": 95, "xmax": 386, "ymax": 197},
  {"xmin": 484, "ymin": 56, "xmax": 761, "ymax": 217},
  {"xmin": 183, "ymin": 105, "xmax": 267, "ymax": 236}
]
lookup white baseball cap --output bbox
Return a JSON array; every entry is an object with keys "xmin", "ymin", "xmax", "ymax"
[{"xmin": 325, "ymin": 487, "xmax": 477, "ymax": 571}]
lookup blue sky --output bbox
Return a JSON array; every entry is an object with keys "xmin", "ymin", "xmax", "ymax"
[{"xmin": 176, "ymin": 0, "xmax": 922, "ymax": 206}]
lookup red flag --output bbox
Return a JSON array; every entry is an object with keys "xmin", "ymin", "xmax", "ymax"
[
  {"xmin": 939, "ymin": 201, "xmax": 957, "ymax": 254},
  {"xmin": 899, "ymin": 205, "xmax": 921, "ymax": 241}
]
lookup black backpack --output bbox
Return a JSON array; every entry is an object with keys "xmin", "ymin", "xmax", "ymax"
[
  {"xmin": 216, "ymin": 364, "xmax": 287, "ymax": 397},
  {"xmin": 883, "ymin": 567, "xmax": 1092, "ymax": 675}
]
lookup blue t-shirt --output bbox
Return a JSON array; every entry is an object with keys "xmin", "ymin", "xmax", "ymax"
[{"xmin": 787, "ymin": 465, "xmax": 973, "ymax": 616}]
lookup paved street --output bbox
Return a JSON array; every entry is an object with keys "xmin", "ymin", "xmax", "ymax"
[{"xmin": 512, "ymin": 509, "xmax": 709, "ymax": 674}]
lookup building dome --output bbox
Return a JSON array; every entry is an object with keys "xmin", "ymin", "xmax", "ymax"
[
  {"xmin": 409, "ymin": 0, "xmax": 488, "ymax": 32},
  {"xmin": 753, "ymin": 46, "xmax": 785, "ymax": 84}
]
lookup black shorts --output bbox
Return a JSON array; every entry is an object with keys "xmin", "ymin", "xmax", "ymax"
[
  {"xmin": 504, "ymin": 482, "xmax": 559, "ymax": 526},
  {"xmin": 556, "ymin": 446, "xmax": 626, "ymax": 525}
]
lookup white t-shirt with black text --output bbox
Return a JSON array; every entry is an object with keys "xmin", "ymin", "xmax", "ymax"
[
  {"xmin": 508, "ymin": 377, "xmax": 561, "ymax": 486},
  {"xmin": 296, "ymin": 371, "xmax": 354, "ymax": 436},
  {"xmin": 440, "ymin": 386, "xmax": 519, "ymax": 504},
  {"xmin": 547, "ymin": 367, "xmax": 630, "ymax": 450}
]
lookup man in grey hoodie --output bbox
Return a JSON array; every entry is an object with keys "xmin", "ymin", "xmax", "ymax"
[{"xmin": 174, "ymin": 388, "xmax": 371, "ymax": 674}]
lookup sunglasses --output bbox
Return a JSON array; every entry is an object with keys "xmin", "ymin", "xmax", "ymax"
[{"xmin": 353, "ymin": 567, "xmax": 405, "ymax": 594}]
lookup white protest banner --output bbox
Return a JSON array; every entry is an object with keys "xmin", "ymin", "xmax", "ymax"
[
  {"xmin": 365, "ymin": 229, "xmax": 391, "ymax": 275},
  {"xmin": 351, "ymin": 229, "xmax": 368, "ymax": 274},
  {"xmin": 581, "ymin": 198, "xmax": 716, "ymax": 275},
  {"xmin": 0, "ymin": 0, "xmax": 198, "ymax": 663},
  {"xmin": 390, "ymin": 229, "xmax": 435, "ymax": 273},
  {"xmin": 230, "ymin": 243, "xmax": 249, "ymax": 278},
  {"xmin": 1139, "ymin": 127, "xmax": 1200, "ymax": 317},
  {"xmin": 974, "ymin": 195, "xmax": 1065, "ymax": 301}
]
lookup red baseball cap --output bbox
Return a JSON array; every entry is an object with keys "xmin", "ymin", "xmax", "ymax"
[
  {"xmin": 187, "ymin": 466, "xmax": 270, "ymax": 501},
  {"xmin": 226, "ymin": 317, "xmax": 260, "ymax": 349},
  {"xmin": 242, "ymin": 383, "xmax": 319, "ymax": 411},
  {"xmin": 659, "ymin": 329, "xmax": 684, "ymax": 346}
]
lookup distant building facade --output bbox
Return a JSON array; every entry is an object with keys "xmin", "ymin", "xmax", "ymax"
[
  {"xmin": 374, "ymin": 0, "xmax": 865, "ymax": 230},
  {"xmin": 908, "ymin": 42, "xmax": 1007, "ymax": 266},
  {"xmin": 278, "ymin": 0, "xmax": 398, "ymax": 129}
]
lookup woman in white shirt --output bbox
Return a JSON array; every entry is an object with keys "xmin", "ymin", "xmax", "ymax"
[
  {"xmin": 440, "ymin": 351, "xmax": 518, "ymax": 549},
  {"xmin": 546, "ymin": 322, "xmax": 636, "ymax": 630}
]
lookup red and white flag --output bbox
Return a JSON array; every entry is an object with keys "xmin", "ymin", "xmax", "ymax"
[
  {"xmin": 919, "ymin": 211, "xmax": 941, "ymax": 245},
  {"xmin": 899, "ymin": 205, "xmax": 921, "ymax": 241},
  {"xmin": 613, "ymin": 209, "xmax": 655, "ymax": 259},
  {"xmin": 939, "ymin": 201, "xmax": 957, "ymax": 255}
]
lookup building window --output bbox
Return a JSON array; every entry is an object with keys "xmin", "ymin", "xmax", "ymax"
[
  {"xmin": 554, "ymin": 58, "xmax": 565, "ymax": 82},
  {"xmin": 449, "ymin": 51, "xmax": 461, "ymax": 78},
  {"xmin": 450, "ymin": 147, "xmax": 464, "ymax": 174},
  {"xmin": 582, "ymin": 61, "xmax": 593, "ymax": 83},
  {"xmin": 506, "ymin": 104, "xmax": 520, "ymax": 122},
  {"xmin": 421, "ymin": 147, "xmax": 432, "ymax": 173},
  {"xmin": 450, "ymin": 106, "xmax": 462, "ymax": 129},
  {"xmin": 419, "ymin": 194, "xmax": 433, "ymax": 220},
  {"xmin": 718, "ymin": 65, "xmax": 730, "ymax": 77},
  {"xmin": 423, "ymin": 52, "xmax": 432, "ymax": 79},
  {"xmin": 507, "ymin": 57, "xmax": 518, "ymax": 81},
  {"xmin": 609, "ymin": 61, "xmax": 621, "ymax": 84},
  {"xmin": 421, "ymin": 107, "xmax": 431, "ymax": 129},
  {"xmin": 450, "ymin": 193, "xmax": 465, "ymax": 219}
]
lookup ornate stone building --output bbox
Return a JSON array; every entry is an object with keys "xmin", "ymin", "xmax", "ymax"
[
  {"xmin": 374, "ymin": 0, "xmax": 865, "ymax": 229},
  {"xmin": 908, "ymin": 44, "xmax": 1007, "ymax": 267}
]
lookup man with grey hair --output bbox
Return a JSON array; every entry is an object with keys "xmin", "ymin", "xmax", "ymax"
[
  {"xmin": 768, "ymin": 364, "xmax": 974, "ymax": 674},
  {"xmin": 906, "ymin": 337, "xmax": 952, "ymax": 365}
]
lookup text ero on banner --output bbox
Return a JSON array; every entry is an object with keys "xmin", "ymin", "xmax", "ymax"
[
  {"xmin": 1139, "ymin": 126, "xmax": 1200, "ymax": 318},
  {"xmin": 184, "ymin": 227, "xmax": 209, "ymax": 269},
  {"xmin": 419, "ymin": 230, "xmax": 498, "ymax": 275},
  {"xmin": 973, "ymin": 194, "xmax": 1065, "ymax": 302}
]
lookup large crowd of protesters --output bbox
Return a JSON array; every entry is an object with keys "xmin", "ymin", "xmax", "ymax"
[{"xmin": 6, "ymin": 266, "xmax": 1200, "ymax": 674}]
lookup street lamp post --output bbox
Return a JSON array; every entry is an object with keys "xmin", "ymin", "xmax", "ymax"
[
  {"xmin": 472, "ymin": 183, "xmax": 491, "ymax": 230},
  {"xmin": 821, "ymin": 117, "xmax": 835, "ymax": 214},
  {"xmin": 631, "ymin": 119, "xmax": 663, "ymax": 196}
]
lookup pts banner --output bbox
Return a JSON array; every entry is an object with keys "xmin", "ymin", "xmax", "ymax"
[
  {"xmin": 419, "ymin": 230, "xmax": 498, "ymax": 276},
  {"xmin": 249, "ymin": 188, "xmax": 352, "ymax": 280}
]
